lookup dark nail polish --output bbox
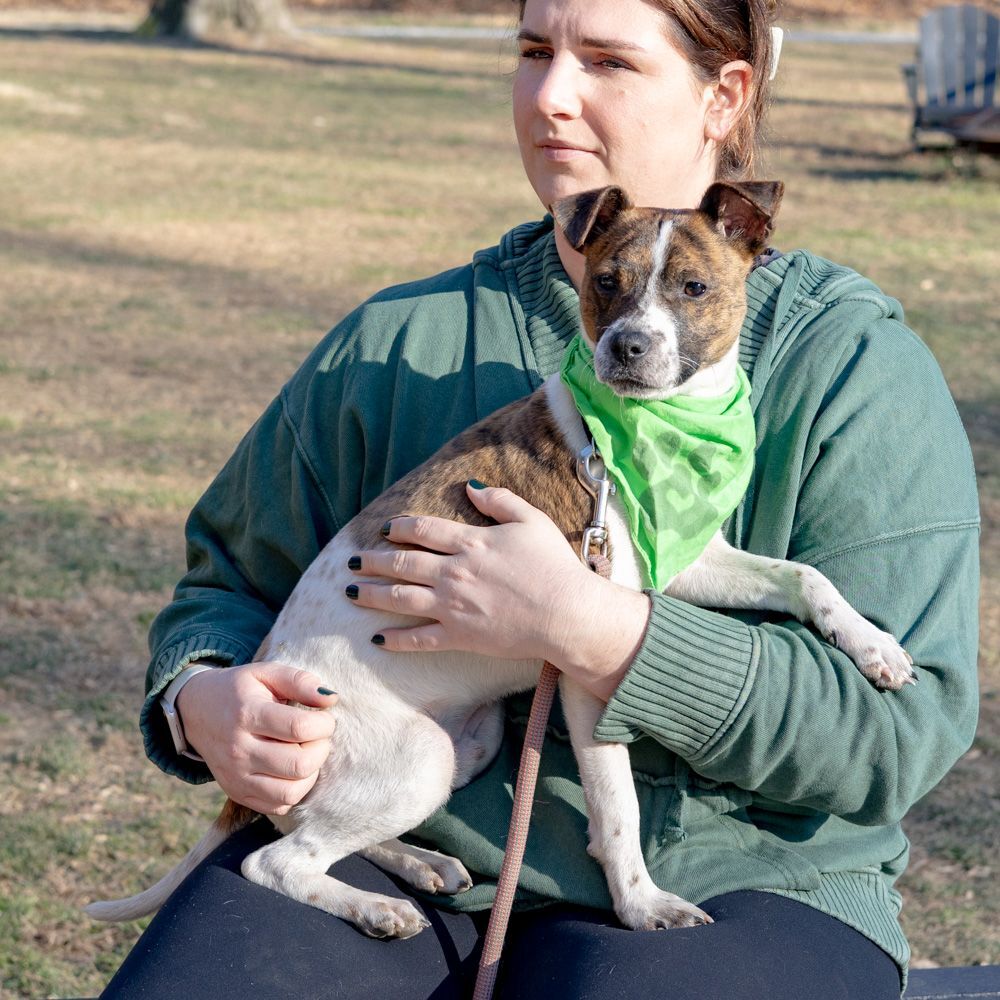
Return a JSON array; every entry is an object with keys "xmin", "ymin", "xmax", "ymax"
[
  {"xmin": 345, "ymin": 584, "xmax": 359, "ymax": 600},
  {"xmin": 468, "ymin": 479, "xmax": 487, "ymax": 490},
  {"xmin": 380, "ymin": 521, "xmax": 392, "ymax": 537},
  {"xmin": 348, "ymin": 555, "xmax": 362, "ymax": 571},
  {"xmin": 317, "ymin": 687, "xmax": 337, "ymax": 696},
  {"xmin": 371, "ymin": 633, "xmax": 385, "ymax": 646}
]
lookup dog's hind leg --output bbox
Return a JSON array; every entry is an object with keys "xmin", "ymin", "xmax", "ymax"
[
  {"xmin": 242, "ymin": 709, "xmax": 458, "ymax": 939},
  {"xmin": 359, "ymin": 839, "xmax": 474, "ymax": 896},
  {"xmin": 242, "ymin": 830, "xmax": 432, "ymax": 938},
  {"xmin": 354, "ymin": 704, "xmax": 502, "ymax": 897},
  {"xmin": 448, "ymin": 701, "xmax": 505, "ymax": 790},
  {"xmin": 560, "ymin": 675, "xmax": 713, "ymax": 930}
]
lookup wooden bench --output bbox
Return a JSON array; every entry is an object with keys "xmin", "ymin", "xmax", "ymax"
[
  {"xmin": 902, "ymin": 3, "xmax": 1000, "ymax": 151},
  {"xmin": 905, "ymin": 964, "xmax": 1000, "ymax": 998}
]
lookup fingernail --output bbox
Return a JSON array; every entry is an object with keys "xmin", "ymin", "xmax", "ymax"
[
  {"xmin": 348, "ymin": 555, "xmax": 362, "ymax": 571},
  {"xmin": 371, "ymin": 633, "xmax": 385, "ymax": 646},
  {"xmin": 380, "ymin": 521, "xmax": 392, "ymax": 537},
  {"xmin": 468, "ymin": 479, "xmax": 487, "ymax": 490},
  {"xmin": 345, "ymin": 584, "xmax": 359, "ymax": 600},
  {"xmin": 317, "ymin": 687, "xmax": 337, "ymax": 696}
]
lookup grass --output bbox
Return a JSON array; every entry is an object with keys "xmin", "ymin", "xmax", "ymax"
[{"xmin": 0, "ymin": 9, "xmax": 997, "ymax": 996}]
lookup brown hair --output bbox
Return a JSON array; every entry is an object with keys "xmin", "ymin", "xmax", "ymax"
[{"xmin": 515, "ymin": 0, "xmax": 778, "ymax": 180}]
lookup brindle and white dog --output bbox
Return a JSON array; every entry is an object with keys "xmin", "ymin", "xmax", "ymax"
[{"xmin": 88, "ymin": 182, "xmax": 913, "ymax": 939}]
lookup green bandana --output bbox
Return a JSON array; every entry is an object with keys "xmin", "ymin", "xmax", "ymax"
[{"xmin": 560, "ymin": 335, "xmax": 755, "ymax": 590}]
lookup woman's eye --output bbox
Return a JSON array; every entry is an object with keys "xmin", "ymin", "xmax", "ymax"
[
  {"xmin": 519, "ymin": 47, "xmax": 551, "ymax": 61},
  {"xmin": 597, "ymin": 57, "xmax": 631, "ymax": 71},
  {"xmin": 595, "ymin": 274, "xmax": 618, "ymax": 294},
  {"xmin": 684, "ymin": 281, "xmax": 708, "ymax": 298}
]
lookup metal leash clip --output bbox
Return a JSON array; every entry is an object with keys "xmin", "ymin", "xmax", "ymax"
[{"xmin": 576, "ymin": 441, "xmax": 616, "ymax": 564}]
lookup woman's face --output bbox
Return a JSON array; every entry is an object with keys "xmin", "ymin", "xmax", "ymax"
[{"xmin": 513, "ymin": 0, "xmax": 718, "ymax": 214}]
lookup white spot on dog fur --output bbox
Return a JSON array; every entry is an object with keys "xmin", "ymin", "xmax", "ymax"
[
  {"xmin": 644, "ymin": 220, "xmax": 674, "ymax": 307},
  {"xmin": 631, "ymin": 219, "xmax": 677, "ymax": 340},
  {"xmin": 595, "ymin": 219, "xmax": 680, "ymax": 393}
]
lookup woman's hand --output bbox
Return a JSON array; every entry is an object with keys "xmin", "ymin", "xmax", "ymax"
[
  {"xmin": 174, "ymin": 662, "xmax": 338, "ymax": 815},
  {"xmin": 348, "ymin": 481, "xmax": 651, "ymax": 701}
]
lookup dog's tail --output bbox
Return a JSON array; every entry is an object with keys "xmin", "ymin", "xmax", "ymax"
[{"xmin": 85, "ymin": 798, "xmax": 257, "ymax": 922}]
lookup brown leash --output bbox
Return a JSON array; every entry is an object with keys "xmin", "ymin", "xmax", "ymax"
[
  {"xmin": 472, "ymin": 442, "xmax": 615, "ymax": 1000},
  {"xmin": 471, "ymin": 658, "xmax": 560, "ymax": 1000}
]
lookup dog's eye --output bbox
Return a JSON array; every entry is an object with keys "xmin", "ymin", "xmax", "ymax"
[
  {"xmin": 594, "ymin": 273, "xmax": 618, "ymax": 294},
  {"xmin": 684, "ymin": 281, "xmax": 708, "ymax": 298}
]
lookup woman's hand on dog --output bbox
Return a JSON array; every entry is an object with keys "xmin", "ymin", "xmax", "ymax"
[
  {"xmin": 348, "ymin": 482, "xmax": 651, "ymax": 702},
  {"xmin": 175, "ymin": 663, "xmax": 338, "ymax": 815}
]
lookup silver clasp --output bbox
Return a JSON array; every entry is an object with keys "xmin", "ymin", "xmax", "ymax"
[{"xmin": 576, "ymin": 441, "xmax": 616, "ymax": 563}]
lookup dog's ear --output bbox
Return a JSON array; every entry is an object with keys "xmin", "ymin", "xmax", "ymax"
[
  {"xmin": 552, "ymin": 186, "xmax": 632, "ymax": 251},
  {"xmin": 699, "ymin": 181, "xmax": 784, "ymax": 254}
]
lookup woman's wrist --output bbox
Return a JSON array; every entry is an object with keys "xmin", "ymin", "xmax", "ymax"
[
  {"xmin": 551, "ymin": 571, "xmax": 651, "ymax": 703},
  {"xmin": 172, "ymin": 664, "xmax": 225, "ymax": 754}
]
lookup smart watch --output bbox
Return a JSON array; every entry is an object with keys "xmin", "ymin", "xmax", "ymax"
[{"xmin": 160, "ymin": 663, "xmax": 217, "ymax": 761}]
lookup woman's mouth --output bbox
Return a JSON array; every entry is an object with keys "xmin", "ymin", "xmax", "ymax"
[{"xmin": 538, "ymin": 140, "xmax": 594, "ymax": 162}]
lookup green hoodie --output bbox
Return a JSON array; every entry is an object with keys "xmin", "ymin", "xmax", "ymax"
[{"xmin": 143, "ymin": 218, "xmax": 980, "ymax": 985}]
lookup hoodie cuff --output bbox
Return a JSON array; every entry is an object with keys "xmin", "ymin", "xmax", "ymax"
[
  {"xmin": 141, "ymin": 633, "xmax": 257, "ymax": 783},
  {"xmin": 593, "ymin": 592, "xmax": 758, "ymax": 762}
]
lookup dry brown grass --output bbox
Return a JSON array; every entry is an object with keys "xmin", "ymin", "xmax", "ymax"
[{"xmin": 0, "ymin": 10, "xmax": 997, "ymax": 996}]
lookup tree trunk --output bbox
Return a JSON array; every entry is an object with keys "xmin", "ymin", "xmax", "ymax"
[{"xmin": 138, "ymin": 0, "xmax": 292, "ymax": 39}]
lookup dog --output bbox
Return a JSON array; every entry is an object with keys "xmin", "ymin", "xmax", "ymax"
[{"xmin": 87, "ymin": 180, "xmax": 914, "ymax": 939}]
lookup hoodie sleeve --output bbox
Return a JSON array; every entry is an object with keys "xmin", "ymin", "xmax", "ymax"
[
  {"xmin": 138, "ymin": 254, "xmax": 510, "ymax": 782},
  {"xmin": 140, "ymin": 382, "xmax": 344, "ymax": 782}
]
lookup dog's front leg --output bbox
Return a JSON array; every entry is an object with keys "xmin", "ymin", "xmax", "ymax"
[
  {"xmin": 559, "ymin": 675, "xmax": 712, "ymax": 929},
  {"xmin": 666, "ymin": 532, "xmax": 915, "ymax": 690}
]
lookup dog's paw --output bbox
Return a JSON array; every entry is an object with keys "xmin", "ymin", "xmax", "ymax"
[
  {"xmin": 824, "ymin": 614, "xmax": 916, "ymax": 692},
  {"xmin": 351, "ymin": 898, "xmax": 431, "ymax": 940},
  {"xmin": 399, "ymin": 853, "xmax": 474, "ymax": 896},
  {"xmin": 616, "ymin": 889, "xmax": 713, "ymax": 931},
  {"xmin": 855, "ymin": 636, "xmax": 916, "ymax": 691}
]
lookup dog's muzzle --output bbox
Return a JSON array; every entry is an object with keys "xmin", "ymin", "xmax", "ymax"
[{"xmin": 607, "ymin": 329, "xmax": 651, "ymax": 363}]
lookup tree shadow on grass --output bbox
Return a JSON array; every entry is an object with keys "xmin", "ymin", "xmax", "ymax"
[
  {"xmin": 0, "ymin": 224, "xmax": 347, "ymax": 328},
  {"xmin": 772, "ymin": 136, "xmax": 984, "ymax": 183},
  {"xmin": 807, "ymin": 165, "xmax": 930, "ymax": 182},
  {"xmin": 774, "ymin": 94, "xmax": 910, "ymax": 114},
  {"xmin": 0, "ymin": 24, "xmax": 503, "ymax": 82},
  {"xmin": 803, "ymin": 157, "xmax": 995, "ymax": 183},
  {"xmin": 955, "ymin": 396, "xmax": 1000, "ymax": 472}
]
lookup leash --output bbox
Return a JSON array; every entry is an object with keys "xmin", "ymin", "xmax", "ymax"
[{"xmin": 471, "ymin": 444, "xmax": 615, "ymax": 1000}]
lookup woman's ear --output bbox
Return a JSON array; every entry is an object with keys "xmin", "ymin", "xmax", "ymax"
[{"xmin": 704, "ymin": 60, "xmax": 753, "ymax": 143}]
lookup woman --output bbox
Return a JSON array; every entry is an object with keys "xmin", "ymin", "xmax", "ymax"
[{"xmin": 102, "ymin": 0, "xmax": 980, "ymax": 997}]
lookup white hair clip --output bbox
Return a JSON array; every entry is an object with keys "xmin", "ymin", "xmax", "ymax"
[{"xmin": 770, "ymin": 26, "xmax": 784, "ymax": 80}]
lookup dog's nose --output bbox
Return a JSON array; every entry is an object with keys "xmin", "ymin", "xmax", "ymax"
[{"xmin": 609, "ymin": 330, "xmax": 650, "ymax": 363}]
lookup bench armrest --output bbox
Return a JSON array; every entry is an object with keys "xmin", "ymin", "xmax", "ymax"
[{"xmin": 901, "ymin": 62, "xmax": 919, "ymax": 105}]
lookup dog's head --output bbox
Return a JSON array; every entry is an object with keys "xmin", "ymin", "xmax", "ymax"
[{"xmin": 553, "ymin": 181, "xmax": 783, "ymax": 399}]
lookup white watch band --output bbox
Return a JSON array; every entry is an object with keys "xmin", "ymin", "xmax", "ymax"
[{"xmin": 160, "ymin": 663, "xmax": 217, "ymax": 761}]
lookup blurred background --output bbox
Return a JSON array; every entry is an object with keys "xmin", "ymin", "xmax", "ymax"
[{"xmin": 1, "ymin": 0, "xmax": 997, "ymax": 995}]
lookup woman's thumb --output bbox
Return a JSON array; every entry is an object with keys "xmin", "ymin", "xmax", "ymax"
[
  {"xmin": 465, "ymin": 479, "xmax": 536, "ymax": 525},
  {"xmin": 257, "ymin": 663, "xmax": 338, "ymax": 706}
]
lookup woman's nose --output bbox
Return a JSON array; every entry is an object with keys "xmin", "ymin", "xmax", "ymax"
[{"xmin": 534, "ymin": 54, "xmax": 583, "ymax": 119}]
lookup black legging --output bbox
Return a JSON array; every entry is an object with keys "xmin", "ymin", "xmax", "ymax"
[{"xmin": 101, "ymin": 820, "xmax": 903, "ymax": 1000}]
